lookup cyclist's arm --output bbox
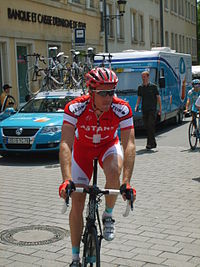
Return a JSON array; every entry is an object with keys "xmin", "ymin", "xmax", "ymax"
[
  {"xmin": 185, "ymin": 98, "xmax": 191, "ymax": 111},
  {"xmin": 59, "ymin": 123, "xmax": 75, "ymax": 182},
  {"xmin": 120, "ymin": 127, "xmax": 136, "ymax": 185}
]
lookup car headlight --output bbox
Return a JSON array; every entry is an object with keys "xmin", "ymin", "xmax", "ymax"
[{"xmin": 40, "ymin": 126, "xmax": 62, "ymax": 134}]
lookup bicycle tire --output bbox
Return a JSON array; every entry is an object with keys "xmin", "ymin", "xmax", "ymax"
[
  {"xmin": 82, "ymin": 226, "xmax": 100, "ymax": 267},
  {"xmin": 25, "ymin": 66, "xmax": 42, "ymax": 95},
  {"xmin": 188, "ymin": 121, "xmax": 197, "ymax": 150}
]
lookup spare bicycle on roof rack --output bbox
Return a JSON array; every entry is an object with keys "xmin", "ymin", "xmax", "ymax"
[{"xmin": 24, "ymin": 47, "xmax": 98, "ymax": 95}]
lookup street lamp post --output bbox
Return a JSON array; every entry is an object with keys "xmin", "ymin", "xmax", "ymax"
[
  {"xmin": 103, "ymin": 0, "xmax": 127, "ymax": 53},
  {"xmin": 160, "ymin": 0, "xmax": 164, "ymax": 47}
]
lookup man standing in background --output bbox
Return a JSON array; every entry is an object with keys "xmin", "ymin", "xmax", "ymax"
[
  {"xmin": 135, "ymin": 71, "xmax": 162, "ymax": 149},
  {"xmin": 0, "ymin": 84, "xmax": 16, "ymax": 112}
]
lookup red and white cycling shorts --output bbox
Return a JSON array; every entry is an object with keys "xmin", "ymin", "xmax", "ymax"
[{"xmin": 71, "ymin": 137, "xmax": 123, "ymax": 185}]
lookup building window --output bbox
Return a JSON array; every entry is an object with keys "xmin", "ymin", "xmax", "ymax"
[
  {"xmin": 191, "ymin": 4, "xmax": 196, "ymax": 23},
  {"xmin": 155, "ymin": 20, "xmax": 160, "ymax": 45},
  {"xmin": 182, "ymin": 35, "xmax": 185, "ymax": 53},
  {"xmin": 185, "ymin": 1, "xmax": 191, "ymax": 20},
  {"xmin": 174, "ymin": 0, "xmax": 177, "ymax": 13},
  {"xmin": 174, "ymin": 34, "xmax": 178, "ymax": 51},
  {"xmin": 170, "ymin": 0, "xmax": 173, "ymax": 12},
  {"xmin": 86, "ymin": 0, "xmax": 94, "ymax": 8},
  {"xmin": 149, "ymin": 18, "xmax": 154, "ymax": 45},
  {"xmin": 188, "ymin": 2, "xmax": 191, "ymax": 20},
  {"xmin": 186, "ymin": 37, "xmax": 191, "ymax": 54},
  {"xmin": 192, "ymin": 38, "xmax": 197, "ymax": 57},
  {"xmin": 107, "ymin": 4, "xmax": 114, "ymax": 38},
  {"xmin": 138, "ymin": 14, "xmax": 144, "ymax": 43},
  {"xmin": 164, "ymin": 0, "xmax": 169, "ymax": 10},
  {"xmin": 131, "ymin": 11, "xmax": 137, "ymax": 42},
  {"xmin": 165, "ymin": 31, "xmax": 169, "ymax": 47},
  {"xmin": 171, "ymin": 32, "xmax": 174, "ymax": 49},
  {"xmin": 116, "ymin": 8, "xmax": 124, "ymax": 39},
  {"xmin": 70, "ymin": 0, "xmax": 80, "ymax": 3},
  {"xmin": 179, "ymin": 35, "xmax": 182, "ymax": 52}
]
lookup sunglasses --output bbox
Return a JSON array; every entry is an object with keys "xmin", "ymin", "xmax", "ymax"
[{"xmin": 96, "ymin": 90, "xmax": 115, "ymax": 97}]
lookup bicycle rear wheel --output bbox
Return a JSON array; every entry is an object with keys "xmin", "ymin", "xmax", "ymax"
[
  {"xmin": 82, "ymin": 226, "xmax": 100, "ymax": 267},
  {"xmin": 188, "ymin": 121, "xmax": 197, "ymax": 150}
]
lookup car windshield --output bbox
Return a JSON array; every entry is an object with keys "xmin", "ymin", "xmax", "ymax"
[{"xmin": 19, "ymin": 96, "xmax": 75, "ymax": 113}]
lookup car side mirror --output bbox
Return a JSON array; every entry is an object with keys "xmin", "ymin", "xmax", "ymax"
[
  {"xmin": 159, "ymin": 77, "xmax": 165, "ymax": 88},
  {"xmin": 4, "ymin": 107, "xmax": 16, "ymax": 114}
]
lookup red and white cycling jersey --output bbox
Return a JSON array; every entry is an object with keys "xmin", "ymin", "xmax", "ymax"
[{"xmin": 63, "ymin": 94, "xmax": 134, "ymax": 147}]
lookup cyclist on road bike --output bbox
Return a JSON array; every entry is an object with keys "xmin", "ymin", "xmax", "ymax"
[
  {"xmin": 185, "ymin": 79, "xmax": 200, "ymax": 128},
  {"xmin": 59, "ymin": 67, "xmax": 136, "ymax": 267}
]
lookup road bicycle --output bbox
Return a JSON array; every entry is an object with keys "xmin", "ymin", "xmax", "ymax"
[
  {"xmin": 24, "ymin": 52, "xmax": 65, "ymax": 94},
  {"xmin": 188, "ymin": 111, "xmax": 200, "ymax": 150},
  {"xmin": 93, "ymin": 53, "xmax": 113, "ymax": 69},
  {"xmin": 24, "ymin": 53, "xmax": 46, "ymax": 95},
  {"xmin": 62, "ymin": 159, "xmax": 134, "ymax": 267}
]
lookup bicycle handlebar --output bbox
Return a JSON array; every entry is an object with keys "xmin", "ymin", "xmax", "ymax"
[
  {"xmin": 24, "ymin": 53, "xmax": 46, "ymax": 64},
  {"xmin": 61, "ymin": 186, "xmax": 134, "ymax": 217}
]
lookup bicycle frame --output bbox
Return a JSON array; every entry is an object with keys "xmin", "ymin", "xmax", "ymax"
[{"xmin": 82, "ymin": 159, "xmax": 104, "ymax": 243}]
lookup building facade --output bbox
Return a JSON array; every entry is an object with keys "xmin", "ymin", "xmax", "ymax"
[
  {"xmin": 102, "ymin": 0, "xmax": 161, "ymax": 52},
  {"xmin": 0, "ymin": 0, "xmax": 197, "ymax": 107},
  {"xmin": 104, "ymin": 0, "xmax": 197, "ymax": 63},
  {"xmin": 163, "ymin": 0, "xmax": 197, "ymax": 62},
  {"xmin": 0, "ymin": 0, "xmax": 102, "ymax": 106}
]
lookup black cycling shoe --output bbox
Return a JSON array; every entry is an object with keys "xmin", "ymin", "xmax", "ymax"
[
  {"xmin": 69, "ymin": 260, "xmax": 81, "ymax": 267},
  {"xmin": 146, "ymin": 143, "xmax": 157, "ymax": 149}
]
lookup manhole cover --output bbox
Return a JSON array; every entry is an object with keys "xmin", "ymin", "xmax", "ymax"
[{"xmin": 0, "ymin": 225, "xmax": 68, "ymax": 246}]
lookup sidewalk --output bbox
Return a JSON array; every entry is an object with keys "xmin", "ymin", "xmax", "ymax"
[{"xmin": 0, "ymin": 144, "xmax": 200, "ymax": 266}]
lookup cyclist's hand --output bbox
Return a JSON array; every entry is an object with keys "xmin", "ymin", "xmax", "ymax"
[
  {"xmin": 59, "ymin": 180, "xmax": 76, "ymax": 199},
  {"xmin": 120, "ymin": 183, "xmax": 136, "ymax": 202}
]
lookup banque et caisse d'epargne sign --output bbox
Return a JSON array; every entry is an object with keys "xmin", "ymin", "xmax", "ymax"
[{"xmin": 7, "ymin": 8, "xmax": 86, "ymax": 29}]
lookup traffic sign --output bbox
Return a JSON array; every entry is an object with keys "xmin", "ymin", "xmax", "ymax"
[{"xmin": 75, "ymin": 28, "xmax": 85, "ymax": 46}]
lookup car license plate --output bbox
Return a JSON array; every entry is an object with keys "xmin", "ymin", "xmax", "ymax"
[{"xmin": 6, "ymin": 138, "xmax": 30, "ymax": 144}]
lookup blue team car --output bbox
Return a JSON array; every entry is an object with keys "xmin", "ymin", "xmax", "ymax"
[{"xmin": 0, "ymin": 90, "xmax": 81, "ymax": 155}]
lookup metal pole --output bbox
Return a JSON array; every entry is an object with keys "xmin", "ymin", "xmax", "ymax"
[
  {"xmin": 160, "ymin": 0, "xmax": 164, "ymax": 47},
  {"xmin": 103, "ymin": 0, "xmax": 108, "ymax": 52},
  {"xmin": 196, "ymin": 0, "xmax": 199, "ymax": 64}
]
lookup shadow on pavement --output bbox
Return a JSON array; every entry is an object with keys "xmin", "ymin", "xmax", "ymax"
[
  {"xmin": 192, "ymin": 177, "xmax": 200, "ymax": 183},
  {"xmin": 0, "ymin": 152, "xmax": 59, "ymax": 167},
  {"xmin": 136, "ymin": 148, "xmax": 158, "ymax": 155},
  {"xmin": 135, "ymin": 119, "xmax": 189, "ymax": 139},
  {"xmin": 180, "ymin": 147, "xmax": 200, "ymax": 153}
]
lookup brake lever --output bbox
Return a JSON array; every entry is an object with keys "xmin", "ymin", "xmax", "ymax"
[
  {"xmin": 65, "ymin": 188, "xmax": 71, "ymax": 207},
  {"xmin": 130, "ymin": 189, "xmax": 133, "ymax": 211}
]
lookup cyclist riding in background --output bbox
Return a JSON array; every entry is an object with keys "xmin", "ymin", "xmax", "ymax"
[
  {"xmin": 59, "ymin": 67, "xmax": 136, "ymax": 267},
  {"xmin": 185, "ymin": 79, "xmax": 200, "ymax": 127}
]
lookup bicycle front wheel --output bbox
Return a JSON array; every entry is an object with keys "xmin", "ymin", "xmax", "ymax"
[
  {"xmin": 188, "ymin": 121, "xmax": 197, "ymax": 150},
  {"xmin": 82, "ymin": 226, "xmax": 100, "ymax": 267},
  {"xmin": 25, "ymin": 66, "xmax": 42, "ymax": 95}
]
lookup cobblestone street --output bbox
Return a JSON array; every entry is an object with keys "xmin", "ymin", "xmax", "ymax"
[{"xmin": 0, "ymin": 120, "xmax": 200, "ymax": 266}]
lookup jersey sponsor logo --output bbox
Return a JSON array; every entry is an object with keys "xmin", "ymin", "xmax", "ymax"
[
  {"xmin": 68, "ymin": 101, "xmax": 88, "ymax": 116},
  {"xmin": 80, "ymin": 125, "xmax": 114, "ymax": 132},
  {"xmin": 111, "ymin": 103, "xmax": 129, "ymax": 118}
]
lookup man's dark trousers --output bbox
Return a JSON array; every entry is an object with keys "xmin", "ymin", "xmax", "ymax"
[{"xmin": 143, "ymin": 110, "xmax": 156, "ymax": 147}]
